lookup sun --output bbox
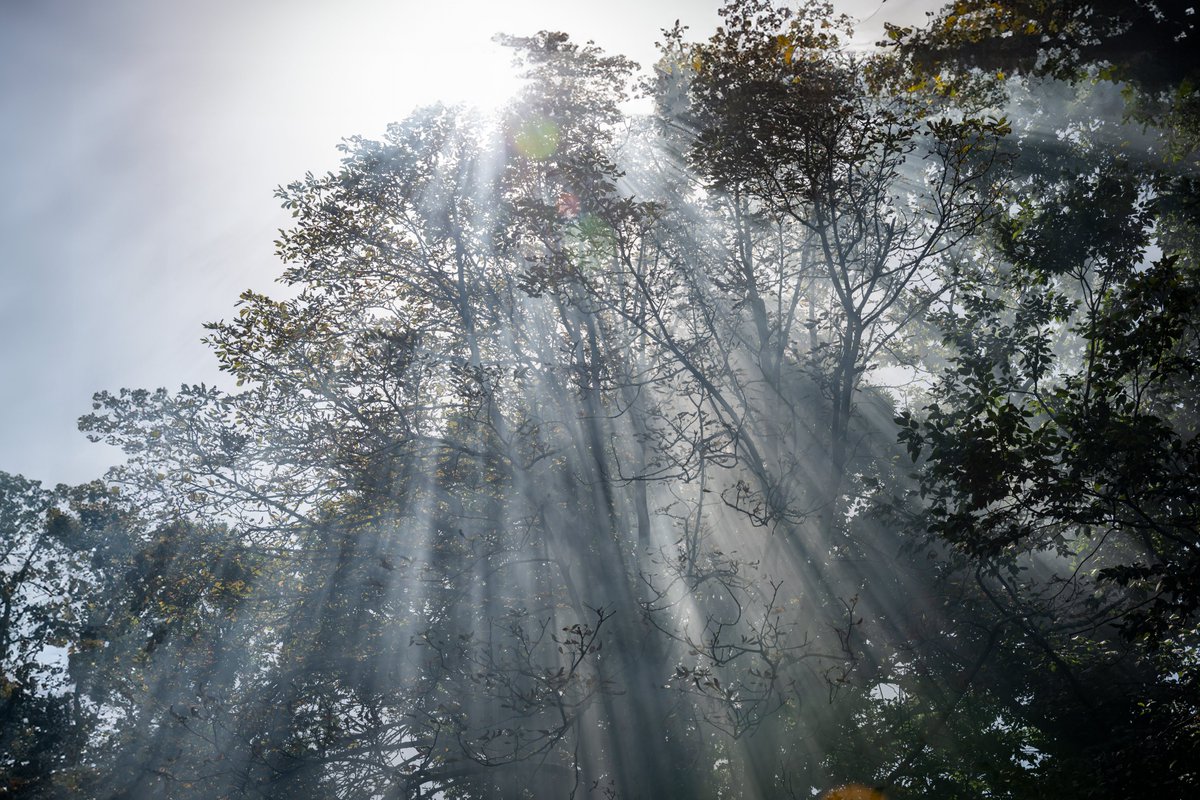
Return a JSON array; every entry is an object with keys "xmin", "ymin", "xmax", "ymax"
[
  {"xmin": 240, "ymin": 2, "xmax": 530, "ymax": 145},
  {"xmin": 423, "ymin": 37, "xmax": 528, "ymax": 114}
]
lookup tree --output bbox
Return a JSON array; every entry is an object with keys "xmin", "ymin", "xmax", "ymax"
[
  {"xmin": 884, "ymin": 0, "xmax": 1200, "ymax": 793},
  {"xmin": 5, "ymin": 1, "xmax": 1187, "ymax": 797},
  {"xmin": 0, "ymin": 473, "xmax": 92, "ymax": 797},
  {"xmin": 642, "ymin": 0, "xmax": 1010, "ymax": 540}
]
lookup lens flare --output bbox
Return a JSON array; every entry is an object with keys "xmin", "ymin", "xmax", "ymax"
[{"xmin": 513, "ymin": 116, "xmax": 560, "ymax": 159}]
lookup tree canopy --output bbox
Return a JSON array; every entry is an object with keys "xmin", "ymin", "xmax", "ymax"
[{"xmin": 2, "ymin": 1, "xmax": 1197, "ymax": 797}]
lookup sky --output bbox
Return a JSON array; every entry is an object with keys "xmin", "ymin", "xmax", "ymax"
[{"xmin": 0, "ymin": 0, "xmax": 937, "ymax": 487}]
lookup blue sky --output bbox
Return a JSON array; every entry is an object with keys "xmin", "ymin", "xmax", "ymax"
[{"xmin": 0, "ymin": 0, "xmax": 932, "ymax": 486}]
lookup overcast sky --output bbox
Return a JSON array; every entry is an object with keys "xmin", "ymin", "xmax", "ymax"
[{"xmin": 0, "ymin": 0, "xmax": 936, "ymax": 487}]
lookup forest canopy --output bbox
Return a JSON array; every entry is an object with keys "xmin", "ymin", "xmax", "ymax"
[{"xmin": 2, "ymin": 1, "xmax": 1197, "ymax": 797}]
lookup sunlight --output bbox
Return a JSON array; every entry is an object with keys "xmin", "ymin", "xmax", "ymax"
[
  {"xmin": 291, "ymin": 24, "xmax": 527, "ymax": 122},
  {"xmin": 410, "ymin": 38, "xmax": 529, "ymax": 114},
  {"xmin": 220, "ymin": 2, "xmax": 532, "ymax": 173}
]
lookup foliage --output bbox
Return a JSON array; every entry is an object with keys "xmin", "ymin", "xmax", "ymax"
[
  {"xmin": 1, "ymin": 1, "xmax": 1197, "ymax": 798},
  {"xmin": 888, "ymin": 1, "xmax": 1200, "ymax": 792}
]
